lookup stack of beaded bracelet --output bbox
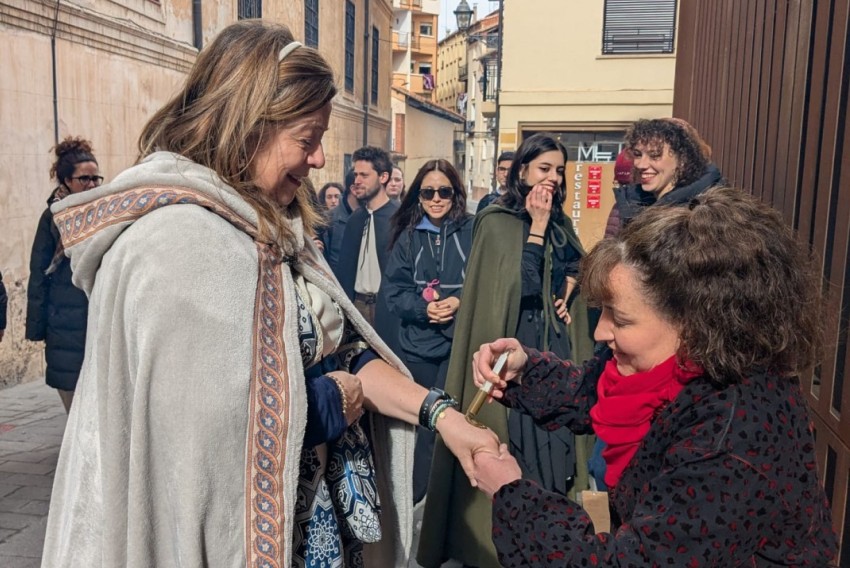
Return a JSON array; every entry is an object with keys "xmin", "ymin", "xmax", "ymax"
[{"xmin": 427, "ymin": 398, "xmax": 458, "ymax": 431}]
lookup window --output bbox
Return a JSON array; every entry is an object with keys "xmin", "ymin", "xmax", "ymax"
[
  {"xmin": 343, "ymin": 153, "xmax": 352, "ymax": 179},
  {"xmin": 344, "ymin": 1, "xmax": 356, "ymax": 92},
  {"xmin": 238, "ymin": 0, "xmax": 261, "ymax": 19},
  {"xmin": 602, "ymin": 0, "xmax": 676, "ymax": 54},
  {"xmin": 419, "ymin": 62, "xmax": 432, "ymax": 75},
  {"xmin": 479, "ymin": 59, "xmax": 497, "ymax": 101},
  {"xmin": 305, "ymin": 0, "xmax": 319, "ymax": 48},
  {"xmin": 371, "ymin": 26, "xmax": 380, "ymax": 105},
  {"xmin": 419, "ymin": 22, "xmax": 433, "ymax": 36}
]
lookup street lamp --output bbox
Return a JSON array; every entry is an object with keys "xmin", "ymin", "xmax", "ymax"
[{"xmin": 454, "ymin": 0, "xmax": 473, "ymax": 32}]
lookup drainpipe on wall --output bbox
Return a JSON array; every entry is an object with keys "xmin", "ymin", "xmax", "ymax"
[
  {"xmin": 192, "ymin": 0, "xmax": 203, "ymax": 51},
  {"xmin": 362, "ymin": 0, "xmax": 370, "ymax": 146},
  {"xmin": 50, "ymin": 0, "xmax": 61, "ymax": 145},
  {"xmin": 490, "ymin": 0, "xmax": 505, "ymax": 184}
]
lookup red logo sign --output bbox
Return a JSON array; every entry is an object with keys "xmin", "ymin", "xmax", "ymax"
[
  {"xmin": 588, "ymin": 180, "xmax": 601, "ymax": 194},
  {"xmin": 588, "ymin": 165, "xmax": 602, "ymax": 180},
  {"xmin": 586, "ymin": 195, "xmax": 601, "ymax": 209}
]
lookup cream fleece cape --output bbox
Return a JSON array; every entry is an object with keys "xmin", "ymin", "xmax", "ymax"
[{"xmin": 40, "ymin": 152, "xmax": 414, "ymax": 568}]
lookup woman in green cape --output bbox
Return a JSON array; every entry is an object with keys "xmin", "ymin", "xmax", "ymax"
[{"xmin": 418, "ymin": 133, "xmax": 590, "ymax": 568}]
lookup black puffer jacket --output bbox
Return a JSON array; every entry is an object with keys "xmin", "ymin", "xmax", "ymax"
[
  {"xmin": 25, "ymin": 188, "xmax": 88, "ymax": 390},
  {"xmin": 613, "ymin": 163, "xmax": 723, "ymax": 230},
  {"xmin": 0, "ymin": 270, "xmax": 7, "ymax": 332},
  {"xmin": 382, "ymin": 215, "xmax": 473, "ymax": 362}
]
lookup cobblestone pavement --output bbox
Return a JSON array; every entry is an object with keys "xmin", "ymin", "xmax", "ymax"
[
  {"xmin": 0, "ymin": 381, "xmax": 65, "ymax": 568},
  {"xmin": 0, "ymin": 381, "xmax": 462, "ymax": 568}
]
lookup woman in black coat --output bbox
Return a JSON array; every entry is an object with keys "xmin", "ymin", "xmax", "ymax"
[
  {"xmin": 382, "ymin": 159, "xmax": 473, "ymax": 503},
  {"xmin": 470, "ymin": 187, "xmax": 837, "ymax": 567},
  {"xmin": 26, "ymin": 136, "xmax": 102, "ymax": 412}
]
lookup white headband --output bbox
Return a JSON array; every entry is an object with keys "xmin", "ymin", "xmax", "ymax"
[{"xmin": 278, "ymin": 41, "xmax": 302, "ymax": 61}]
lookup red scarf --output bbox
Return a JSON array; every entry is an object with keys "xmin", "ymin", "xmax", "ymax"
[{"xmin": 590, "ymin": 355, "xmax": 702, "ymax": 488}]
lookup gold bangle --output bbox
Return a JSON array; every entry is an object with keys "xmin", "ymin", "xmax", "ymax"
[{"xmin": 330, "ymin": 376, "xmax": 348, "ymax": 416}]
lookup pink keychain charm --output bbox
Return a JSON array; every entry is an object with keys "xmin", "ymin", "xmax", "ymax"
[{"xmin": 422, "ymin": 279, "xmax": 441, "ymax": 302}]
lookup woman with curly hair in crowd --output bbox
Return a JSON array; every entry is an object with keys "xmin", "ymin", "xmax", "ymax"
[
  {"xmin": 25, "ymin": 136, "xmax": 103, "ymax": 412},
  {"xmin": 612, "ymin": 117, "xmax": 722, "ymax": 234},
  {"xmin": 471, "ymin": 186, "xmax": 837, "ymax": 567}
]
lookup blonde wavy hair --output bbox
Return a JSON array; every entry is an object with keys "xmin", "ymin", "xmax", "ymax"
[{"xmin": 138, "ymin": 20, "xmax": 336, "ymax": 246}]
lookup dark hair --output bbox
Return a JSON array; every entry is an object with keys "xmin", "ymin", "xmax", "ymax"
[
  {"xmin": 343, "ymin": 169, "xmax": 356, "ymax": 198},
  {"xmin": 499, "ymin": 133, "xmax": 568, "ymax": 222},
  {"xmin": 389, "ymin": 159, "xmax": 468, "ymax": 248},
  {"xmin": 581, "ymin": 186, "xmax": 824, "ymax": 385},
  {"xmin": 497, "ymin": 151, "xmax": 515, "ymax": 164},
  {"xmin": 318, "ymin": 182, "xmax": 344, "ymax": 208},
  {"xmin": 50, "ymin": 136, "xmax": 97, "ymax": 183},
  {"xmin": 625, "ymin": 118, "xmax": 710, "ymax": 188},
  {"xmin": 352, "ymin": 146, "xmax": 393, "ymax": 181}
]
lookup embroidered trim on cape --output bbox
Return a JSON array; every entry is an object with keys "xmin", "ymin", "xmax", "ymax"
[
  {"xmin": 54, "ymin": 186, "xmax": 295, "ymax": 568},
  {"xmin": 246, "ymin": 244, "xmax": 290, "ymax": 568},
  {"xmin": 53, "ymin": 186, "xmax": 257, "ymax": 246}
]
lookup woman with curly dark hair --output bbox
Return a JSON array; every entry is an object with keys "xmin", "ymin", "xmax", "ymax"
[
  {"xmin": 470, "ymin": 186, "xmax": 837, "ymax": 567},
  {"xmin": 25, "ymin": 136, "xmax": 102, "ymax": 412},
  {"xmin": 612, "ymin": 118, "xmax": 723, "ymax": 233},
  {"xmin": 382, "ymin": 159, "xmax": 473, "ymax": 504}
]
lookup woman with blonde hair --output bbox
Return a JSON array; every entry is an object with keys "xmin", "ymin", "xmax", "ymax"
[{"xmin": 41, "ymin": 20, "xmax": 497, "ymax": 567}]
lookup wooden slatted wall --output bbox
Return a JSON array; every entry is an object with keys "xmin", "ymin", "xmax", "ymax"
[{"xmin": 674, "ymin": 0, "xmax": 849, "ymax": 560}]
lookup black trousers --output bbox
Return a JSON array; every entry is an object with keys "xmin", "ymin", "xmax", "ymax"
[{"xmin": 405, "ymin": 357, "xmax": 450, "ymax": 504}]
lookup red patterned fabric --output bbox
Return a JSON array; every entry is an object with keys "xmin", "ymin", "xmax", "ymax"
[{"xmin": 590, "ymin": 355, "xmax": 701, "ymax": 487}]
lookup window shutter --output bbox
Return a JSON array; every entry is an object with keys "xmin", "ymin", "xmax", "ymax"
[{"xmin": 602, "ymin": 0, "xmax": 676, "ymax": 54}]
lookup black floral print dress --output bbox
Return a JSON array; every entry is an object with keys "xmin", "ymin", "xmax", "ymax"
[{"xmin": 491, "ymin": 348, "xmax": 838, "ymax": 567}]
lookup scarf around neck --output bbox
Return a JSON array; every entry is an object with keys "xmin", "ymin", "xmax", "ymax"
[{"xmin": 590, "ymin": 354, "xmax": 702, "ymax": 488}]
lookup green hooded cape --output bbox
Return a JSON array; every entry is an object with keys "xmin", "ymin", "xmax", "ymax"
[{"xmin": 417, "ymin": 206, "xmax": 594, "ymax": 568}]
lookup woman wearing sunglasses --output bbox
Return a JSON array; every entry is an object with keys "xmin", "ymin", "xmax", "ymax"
[
  {"xmin": 25, "ymin": 136, "xmax": 103, "ymax": 413},
  {"xmin": 418, "ymin": 133, "xmax": 588, "ymax": 568},
  {"xmin": 382, "ymin": 159, "xmax": 474, "ymax": 504}
]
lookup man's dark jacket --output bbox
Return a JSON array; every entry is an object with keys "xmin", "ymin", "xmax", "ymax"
[
  {"xmin": 334, "ymin": 199, "xmax": 401, "ymax": 355},
  {"xmin": 323, "ymin": 198, "xmax": 356, "ymax": 273}
]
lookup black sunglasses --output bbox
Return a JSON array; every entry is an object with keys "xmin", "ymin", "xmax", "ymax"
[
  {"xmin": 420, "ymin": 186, "xmax": 453, "ymax": 200},
  {"xmin": 70, "ymin": 175, "xmax": 104, "ymax": 186}
]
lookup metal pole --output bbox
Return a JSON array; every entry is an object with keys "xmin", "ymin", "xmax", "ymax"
[
  {"xmin": 192, "ymin": 0, "xmax": 203, "ymax": 51},
  {"xmin": 490, "ymin": 0, "xmax": 505, "ymax": 190},
  {"xmin": 361, "ymin": 0, "xmax": 371, "ymax": 146},
  {"xmin": 50, "ymin": 0, "xmax": 61, "ymax": 145}
]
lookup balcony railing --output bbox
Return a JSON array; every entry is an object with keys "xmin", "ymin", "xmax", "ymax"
[
  {"xmin": 393, "ymin": 32, "xmax": 421, "ymax": 51},
  {"xmin": 393, "ymin": 0, "xmax": 422, "ymax": 9}
]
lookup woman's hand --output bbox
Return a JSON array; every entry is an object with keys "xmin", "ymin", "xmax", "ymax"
[
  {"xmin": 427, "ymin": 296, "xmax": 460, "ymax": 323},
  {"xmin": 312, "ymin": 237, "xmax": 325, "ymax": 253},
  {"xmin": 471, "ymin": 338, "xmax": 528, "ymax": 400},
  {"xmin": 436, "ymin": 408, "xmax": 501, "ymax": 487},
  {"xmin": 554, "ymin": 297, "xmax": 572, "ymax": 324},
  {"xmin": 525, "ymin": 182, "xmax": 556, "ymax": 231},
  {"xmin": 473, "ymin": 443, "xmax": 522, "ymax": 499},
  {"xmin": 327, "ymin": 371, "xmax": 364, "ymax": 426}
]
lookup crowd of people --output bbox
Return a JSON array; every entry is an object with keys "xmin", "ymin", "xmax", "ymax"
[{"xmin": 9, "ymin": 19, "xmax": 836, "ymax": 568}]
